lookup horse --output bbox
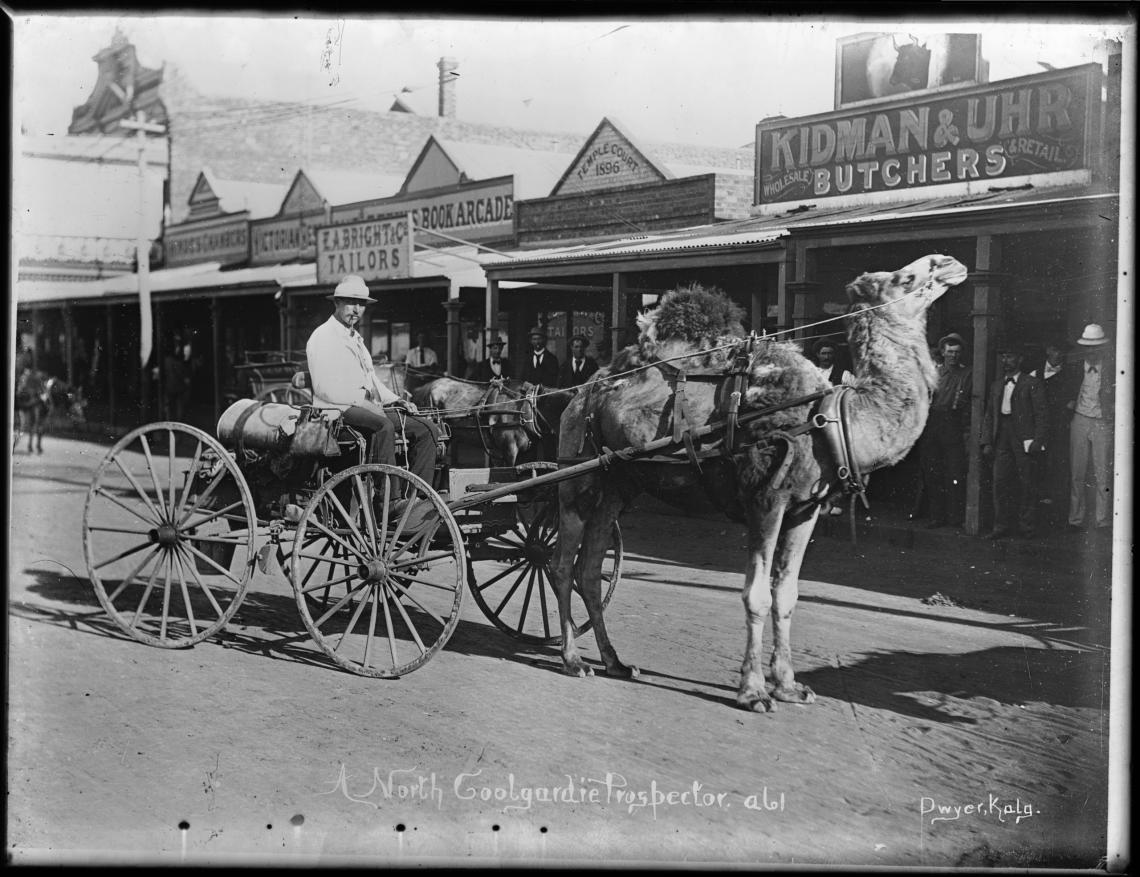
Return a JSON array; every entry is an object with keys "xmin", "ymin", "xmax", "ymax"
[
  {"xmin": 377, "ymin": 361, "xmax": 442, "ymax": 402},
  {"xmin": 411, "ymin": 376, "xmax": 553, "ymax": 467},
  {"xmin": 12, "ymin": 369, "xmax": 88, "ymax": 454}
]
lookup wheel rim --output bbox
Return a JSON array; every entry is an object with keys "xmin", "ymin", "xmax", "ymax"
[
  {"xmin": 82, "ymin": 422, "xmax": 258, "ymax": 648},
  {"xmin": 466, "ymin": 461, "xmax": 622, "ymax": 645},
  {"xmin": 290, "ymin": 464, "xmax": 465, "ymax": 677}
]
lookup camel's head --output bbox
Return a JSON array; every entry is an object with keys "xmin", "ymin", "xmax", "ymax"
[{"xmin": 846, "ymin": 254, "xmax": 968, "ymax": 318}]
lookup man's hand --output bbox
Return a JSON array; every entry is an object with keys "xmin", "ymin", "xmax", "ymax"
[{"xmin": 981, "ymin": 443, "xmax": 992, "ymax": 459}]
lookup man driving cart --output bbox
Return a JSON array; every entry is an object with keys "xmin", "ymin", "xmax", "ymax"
[{"xmin": 305, "ymin": 275, "xmax": 440, "ymax": 489}]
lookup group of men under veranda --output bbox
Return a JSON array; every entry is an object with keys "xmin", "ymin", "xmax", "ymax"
[
  {"xmin": 810, "ymin": 322, "xmax": 1115, "ymax": 539},
  {"xmin": 304, "ymin": 273, "xmax": 1115, "ymax": 535}
]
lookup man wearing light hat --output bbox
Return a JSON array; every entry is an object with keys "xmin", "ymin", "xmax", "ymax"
[
  {"xmin": 1066, "ymin": 323, "xmax": 1114, "ymax": 531},
  {"xmin": 305, "ymin": 275, "xmax": 439, "ymax": 486}
]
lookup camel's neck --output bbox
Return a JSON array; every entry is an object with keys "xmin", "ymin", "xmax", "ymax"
[{"xmin": 844, "ymin": 307, "xmax": 937, "ymax": 474}]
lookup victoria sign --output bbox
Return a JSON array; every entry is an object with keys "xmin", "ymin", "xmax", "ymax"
[{"xmin": 755, "ymin": 64, "xmax": 1099, "ymax": 204}]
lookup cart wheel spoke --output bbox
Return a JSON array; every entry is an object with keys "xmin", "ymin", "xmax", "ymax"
[
  {"xmin": 137, "ymin": 433, "xmax": 169, "ymax": 522},
  {"xmin": 84, "ymin": 422, "xmax": 255, "ymax": 648},
  {"xmin": 291, "ymin": 464, "xmax": 464, "ymax": 678},
  {"xmin": 466, "ymin": 460, "xmax": 623, "ymax": 644}
]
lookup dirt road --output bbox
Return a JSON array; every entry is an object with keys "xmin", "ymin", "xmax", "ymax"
[{"xmin": 7, "ymin": 437, "xmax": 1113, "ymax": 866}]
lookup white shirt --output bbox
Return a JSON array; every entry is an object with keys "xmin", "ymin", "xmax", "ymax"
[
  {"xmin": 816, "ymin": 363, "xmax": 855, "ymax": 386},
  {"xmin": 1000, "ymin": 373, "xmax": 1019, "ymax": 415},
  {"xmin": 1076, "ymin": 361, "xmax": 1103, "ymax": 418},
  {"xmin": 404, "ymin": 346, "xmax": 439, "ymax": 368},
  {"xmin": 306, "ymin": 315, "xmax": 400, "ymax": 411},
  {"xmin": 487, "ymin": 358, "xmax": 504, "ymax": 377},
  {"xmin": 464, "ymin": 337, "xmax": 483, "ymax": 364}
]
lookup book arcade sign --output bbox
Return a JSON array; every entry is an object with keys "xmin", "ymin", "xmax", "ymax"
[{"xmin": 756, "ymin": 64, "xmax": 1099, "ymax": 205}]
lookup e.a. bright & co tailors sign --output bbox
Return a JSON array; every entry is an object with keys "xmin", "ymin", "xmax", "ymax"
[
  {"xmin": 316, "ymin": 214, "xmax": 413, "ymax": 284},
  {"xmin": 755, "ymin": 64, "xmax": 1099, "ymax": 205}
]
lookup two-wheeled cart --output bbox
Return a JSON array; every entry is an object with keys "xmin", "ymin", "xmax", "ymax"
[{"xmin": 80, "ymin": 400, "xmax": 620, "ymax": 677}]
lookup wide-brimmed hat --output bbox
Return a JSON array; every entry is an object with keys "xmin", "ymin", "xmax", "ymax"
[
  {"xmin": 528, "ymin": 326, "xmax": 547, "ymax": 339},
  {"xmin": 1076, "ymin": 323, "xmax": 1108, "ymax": 346},
  {"xmin": 327, "ymin": 275, "xmax": 376, "ymax": 303},
  {"xmin": 813, "ymin": 338, "xmax": 839, "ymax": 355},
  {"xmin": 487, "ymin": 335, "xmax": 505, "ymax": 348},
  {"xmin": 938, "ymin": 332, "xmax": 966, "ymax": 350}
]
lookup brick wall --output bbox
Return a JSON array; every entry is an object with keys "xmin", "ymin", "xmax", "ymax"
[{"xmin": 515, "ymin": 176, "xmax": 718, "ymax": 246}]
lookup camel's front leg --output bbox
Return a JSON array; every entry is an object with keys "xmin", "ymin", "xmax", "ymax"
[
  {"xmin": 769, "ymin": 505, "xmax": 819, "ymax": 704},
  {"xmin": 550, "ymin": 485, "xmax": 593, "ymax": 677},
  {"xmin": 737, "ymin": 498, "xmax": 785, "ymax": 712},
  {"xmin": 576, "ymin": 497, "xmax": 635, "ymax": 679}
]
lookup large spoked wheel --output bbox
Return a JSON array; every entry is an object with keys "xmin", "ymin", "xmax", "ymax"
[
  {"xmin": 257, "ymin": 386, "xmax": 311, "ymax": 406},
  {"xmin": 466, "ymin": 461, "xmax": 622, "ymax": 645},
  {"xmin": 290, "ymin": 464, "xmax": 466, "ymax": 677},
  {"xmin": 82, "ymin": 422, "xmax": 259, "ymax": 648}
]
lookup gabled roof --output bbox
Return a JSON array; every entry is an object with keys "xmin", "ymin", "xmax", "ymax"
[
  {"xmin": 303, "ymin": 168, "xmax": 405, "ymax": 207},
  {"xmin": 197, "ymin": 168, "xmax": 287, "ymax": 219},
  {"xmin": 426, "ymin": 138, "xmax": 574, "ymax": 199}
]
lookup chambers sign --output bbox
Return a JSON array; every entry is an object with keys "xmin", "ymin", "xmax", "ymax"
[
  {"xmin": 756, "ymin": 64, "xmax": 1099, "ymax": 204},
  {"xmin": 316, "ymin": 214, "xmax": 413, "ymax": 284}
]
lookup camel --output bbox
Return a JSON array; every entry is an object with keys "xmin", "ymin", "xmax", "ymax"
[{"xmin": 550, "ymin": 254, "xmax": 968, "ymax": 711}]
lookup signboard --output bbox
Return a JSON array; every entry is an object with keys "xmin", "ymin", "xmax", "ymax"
[
  {"xmin": 331, "ymin": 180, "xmax": 514, "ymax": 244},
  {"xmin": 551, "ymin": 118, "xmax": 668, "ymax": 197},
  {"xmin": 250, "ymin": 214, "xmax": 321, "ymax": 266},
  {"xmin": 164, "ymin": 215, "xmax": 249, "ymax": 267},
  {"xmin": 836, "ymin": 33, "xmax": 984, "ymax": 109},
  {"xmin": 756, "ymin": 65, "xmax": 1098, "ymax": 205},
  {"xmin": 316, "ymin": 214, "xmax": 413, "ymax": 284}
]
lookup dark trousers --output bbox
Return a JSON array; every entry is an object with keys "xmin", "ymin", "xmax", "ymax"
[
  {"xmin": 919, "ymin": 412, "xmax": 967, "ymax": 524},
  {"xmin": 992, "ymin": 416, "xmax": 1037, "ymax": 534},
  {"xmin": 342, "ymin": 403, "xmax": 439, "ymax": 486},
  {"xmin": 1039, "ymin": 418, "xmax": 1070, "ymax": 520}
]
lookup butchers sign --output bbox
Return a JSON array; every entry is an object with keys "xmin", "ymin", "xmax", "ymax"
[
  {"xmin": 316, "ymin": 214, "xmax": 413, "ymax": 284},
  {"xmin": 756, "ymin": 64, "xmax": 1098, "ymax": 204}
]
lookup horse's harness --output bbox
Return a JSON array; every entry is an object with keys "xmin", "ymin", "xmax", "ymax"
[
  {"xmin": 581, "ymin": 338, "xmax": 868, "ymax": 507},
  {"xmin": 473, "ymin": 379, "xmax": 543, "ymax": 458}
]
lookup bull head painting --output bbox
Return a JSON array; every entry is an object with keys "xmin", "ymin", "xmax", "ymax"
[{"xmin": 889, "ymin": 34, "xmax": 932, "ymax": 90}]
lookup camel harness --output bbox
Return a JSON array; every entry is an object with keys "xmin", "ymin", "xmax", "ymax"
[{"xmin": 578, "ymin": 338, "xmax": 869, "ymax": 508}]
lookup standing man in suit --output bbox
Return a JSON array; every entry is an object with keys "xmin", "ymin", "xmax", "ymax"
[
  {"xmin": 520, "ymin": 326, "xmax": 560, "ymax": 388},
  {"xmin": 1030, "ymin": 338, "xmax": 1074, "ymax": 523},
  {"xmin": 919, "ymin": 332, "xmax": 973, "ymax": 529},
  {"xmin": 1066, "ymin": 323, "xmax": 1115, "ymax": 531},
  {"xmin": 306, "ymin": 275, "xmax": 439, "ymax": 486},
  {"xmin": 474, "ymin": 336, "xmax": 512, "ymax": 382},
  {"xmin": 558, "ymin": 334, "xmax": 599, "ymax": 388},
  {"xmin": 980, "ymin": 341, "xmax": 1047, "ymax": 538}
]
